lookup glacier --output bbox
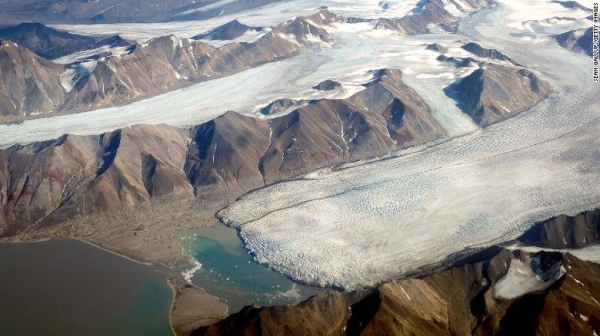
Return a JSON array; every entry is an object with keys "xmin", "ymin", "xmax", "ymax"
[{"xmin": 217, "ymin": 0, "xmax": 600, "ymax": 289}]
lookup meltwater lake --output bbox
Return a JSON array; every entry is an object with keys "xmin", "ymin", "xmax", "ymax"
[
  {"xmin": 181, "ymin": 225, "xmax": 324, "ymax": 313},
  {"xmin": 0, "ymin": 239, "xmax": 173, "ymax": 336}
]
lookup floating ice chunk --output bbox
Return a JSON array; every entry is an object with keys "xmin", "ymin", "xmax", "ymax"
[{"xmin": 182, "ymin": 259, "xmax": 202, "ymax": 283}]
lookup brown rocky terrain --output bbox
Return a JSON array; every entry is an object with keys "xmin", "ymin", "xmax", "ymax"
[
  {"xmin": 194, "ymin": 244, "xmax": 600, "ymax": 336},
  {"xmin": 0, "ymin": 22, "xmax": 132, "ymax": 59},
  {"xmin": 259, "ymin": 98, "xmax": 307, "ymax": 115},
  {"xmin": 520, "ymin": 209, "xmax": 600, "ymax": 248},
  {"xmin": 0, "ymin": 14, "xmax": 334, "ymax": 122},
  {"xmin": 313, "ymin": 79, "xmax": 342, "ymax": 91},
  {"xmin": 552, "ymin": 27, "xmax": 593, "ymax": 57},
  {"xmin": 461, "ymin": 42, "xmax": 522, "ymax": 66},
  {"xmin": 193, "ymin": 20, "xmax": 263, "ymax": 41},
  {"xmin": 168, "ymin": 274, "xmax": 229, "ymax": 335},
  {"xmin": 445, "ymin": 63, "xmax": 552, "ymax": 126},
  {"xmin": 436, "ymin": 54, "xmax": 476, "ymax": 67},
  {"xmin": 375, "ymin": 0, "xmax": 492, "ymax": 34},
  {"xmin": 1, "ymin": 5, "xmax": 513, "ymax": 123},
  {"xmin": 0, "ymin": 40, "xmax": 65, "ymax": 119}
]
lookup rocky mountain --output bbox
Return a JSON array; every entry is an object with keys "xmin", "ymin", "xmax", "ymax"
[
  {"xmin": 194, "ymin": 220, "xmax": 600, "ymax": 336},
  {"xmin": 271, "ymin": 10, "xmax": 340, "ymax": 44},
  {"xmin": 436, "ymin": 54, "xmax": 476, "ymax": 67},
  {"xmin": 375, "ymin": 0, "xmax": 492, "ymax": 34},
  {"xmin": 0, "ymin": 15, "xmax": 334, "ymax": 122},
  {"xmin": 2, "ymin": 8, "xmax": 528, "ymax": 123},
  {"xmin": 445, "ymin": 63, "xmax": 551, "ymax": 126},
  {"xmin": 193, "ymin": 20, "xmax": 263, "ymax": 41},
  {"xmin": 0, "ymin": 22, "xmax": 132, "ymax": 60},
  {"xmin": 461, "ymin": 42, "xmax": 522, "ymax": 66},
  {"xmin": 552, "ymin": 27, "xmax": 593, "ymax": 56},
  {"xmin": 0, "ymin": 0, "xmax": 282, "ymax": 25},
  {"xmin": 312, "ymin": 79, "xmax": 342, "ymax": 91},
  {"xmin": 426, "ymin": 43, "xmax": 448, "ymax": 53},
  {"xmin": 0, "ymin": 125, "xmax": 193, "ymax": 237},
  {"xmin": 0, "ymin": 68, "xmax": 444, "ymax": 237},
  {"xmin": 0, "ymin": 41, "xmax": 65, "ymax": 119},
  {"xmin": 520, "ymin": 209, "xmax": 600, "ymax": 248},
  {"xmin": 259, "ymin": 99, "xmax": 307, "ymax": 116}
]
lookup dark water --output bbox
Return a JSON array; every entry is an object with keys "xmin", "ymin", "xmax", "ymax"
[
  {"xmin": 0, "ymin": 239, "xmax": 173, "ymax": 336},
  {"xmin": 181, "ymin": 225, "xmax": 324, "ymax": 313}
]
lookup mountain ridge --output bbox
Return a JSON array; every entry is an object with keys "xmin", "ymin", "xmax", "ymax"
[{"xmin": 0, "ymin": 15, "xmax": 335, "ymax": 122}]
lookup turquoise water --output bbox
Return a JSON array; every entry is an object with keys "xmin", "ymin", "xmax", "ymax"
[
  {"xmin": 181, "ymin": 225, "xmax": 323, "ymax": 313},
  {"xmin": 0, "ymin": 239, "xmax": 173, "ymax": 336}
]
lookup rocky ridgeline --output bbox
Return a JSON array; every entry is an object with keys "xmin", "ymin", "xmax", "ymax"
[{"xmin": 0, "ymin": 11, "xmax": 339, "ymax": 122}]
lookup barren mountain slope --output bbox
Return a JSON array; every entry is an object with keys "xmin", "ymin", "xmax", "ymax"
[
  {"xmin": 0, "ymin": 41, "xmax": 65, "ymax": 119},
  {"xmin": 0, "ymin": 15, "xmax": 334, "ymax": 122},
  {"xmin": 0, "ymin": 23, "xmax": 132, "ymax": 59},
  {"xmin": 445, "ymin": 64, "xmax": 551, "ymax": 126}
]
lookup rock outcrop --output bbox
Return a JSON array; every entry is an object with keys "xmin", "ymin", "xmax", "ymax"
[
  {"xmin": 519, "ymin": 209, "xmax": 600, "ymax": 248},
  {"xmin": 436, "ymin": 54, "xmax": 476, "ymax": 67},
  {"xmin": 312, "ymin": 79, "xmax": 342, "ymax": 91},
  {"xmin": 461, "ymin": 42, "xmax": 522, "ymax": 66},
  {"xmin": 0, "ymin": 124, "xmax": 195, "ymax": 236},
  {"xmin": 426, "ymin": 43, "xmax": 448, "ymax": 53},
  {"xmin": 552, "ymin": 27, "xmax": 593, "ymax": 56},
  {"xmin": 445, "ymin": 64, "xmax": 551, "ymax": 126},
  {"xmin": 0, "ymin": 40, "xmax": 65, "ymax": 119},
  {"xmin": 0, "ymin": 22, "xmax": 131, "ymax": 59},
  {"xmin": 259, "ymin": 99, "xmax": 307, "ymax": 116},
  {"xmin": 375, "ymin": 0, "xmax": 492, "ymax": 34},
  {"xmin": 193, "ymin": 20, "xmax": 263, "ymax": 41}
]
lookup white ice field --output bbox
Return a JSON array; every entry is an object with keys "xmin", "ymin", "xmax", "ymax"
[{"xmin": 1, "ymin": 0, "xmax": 598, "ymax": 289}]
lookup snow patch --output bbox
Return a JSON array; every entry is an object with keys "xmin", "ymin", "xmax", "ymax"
[
  {"xmin": 494, "ymin": 258, "xmax": 566, "ymax": 300},
  {"xmin": 59, "ymin": 60, "xmax": 98, "ymax": 92},
  {"xmin": 53, "ymin": 45, "xmax": 133, "ymax": 65}
]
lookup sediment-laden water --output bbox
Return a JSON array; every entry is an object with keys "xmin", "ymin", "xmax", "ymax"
[{"xmin": 0, "ymin": 239, "xmax": 173, "ymax": 336}]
